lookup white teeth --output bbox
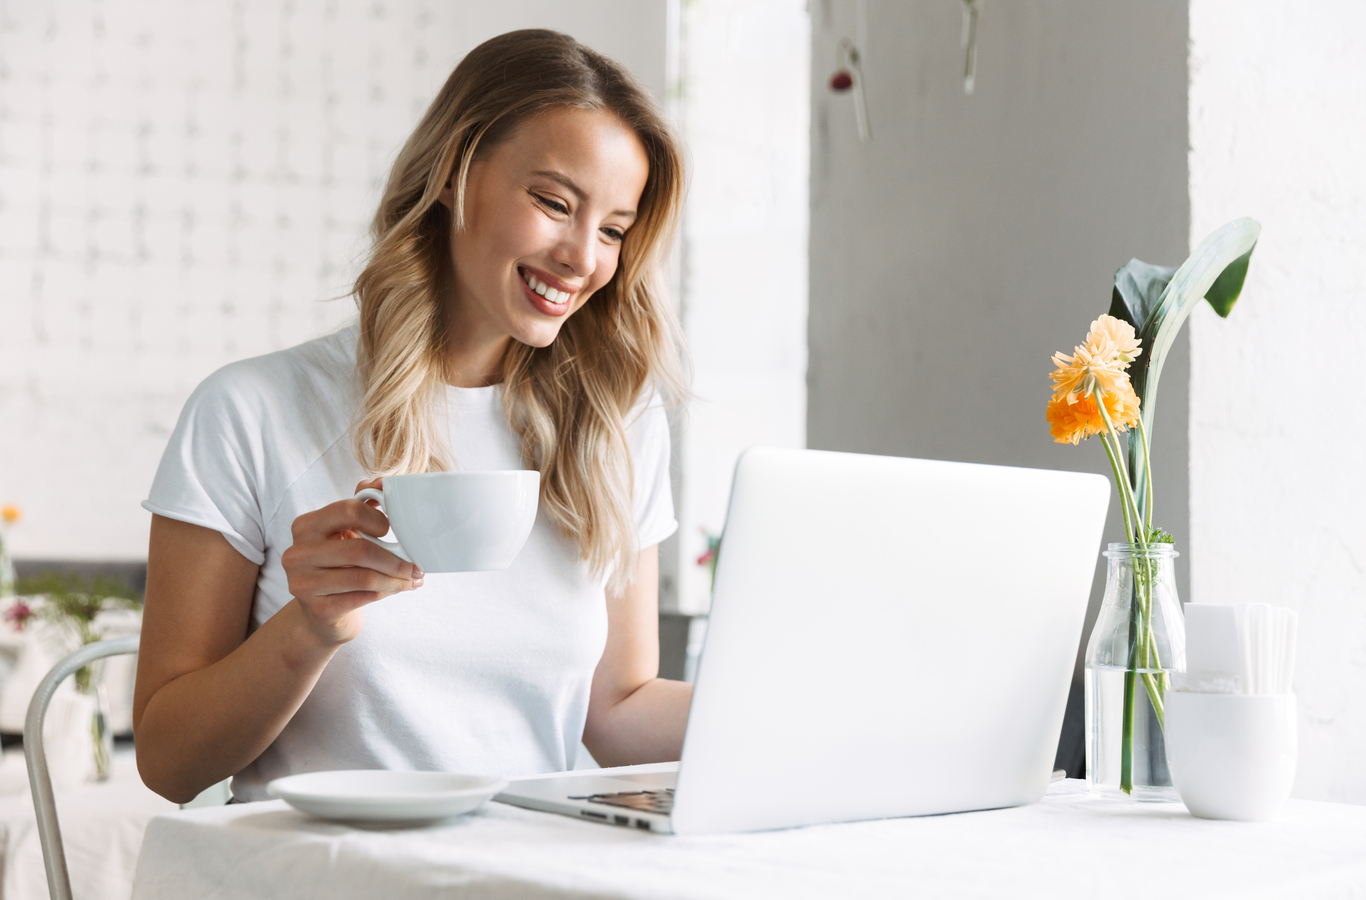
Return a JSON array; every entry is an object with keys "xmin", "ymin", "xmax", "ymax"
[{"xmin": 522, "ymin": 270, "xmax": 570, "ymax": 304}]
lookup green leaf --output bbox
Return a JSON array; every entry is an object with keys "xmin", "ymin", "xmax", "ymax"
[
  {"xmin": 1109, "ymin": 259, "xmax": 1177, "ymax": 331},
  {"xmin": 1145, "ymin": 526, "xmax": 1175, "ymax": 545},
  {"xmin": 1204, "ymin": 248, "xmax": 1253, "ymax": 318},
  {"xmin": 1123, "ymin": 217, "xmax": 1261, "ymax": 506}
]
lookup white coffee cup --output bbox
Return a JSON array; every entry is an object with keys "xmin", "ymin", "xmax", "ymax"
[
  {"xmin": 354, "ymin": 471, "xmax": 539, "ymax": 573},
  {"xmin": 1165, "ymin": 691, "xmax": 1297, "ymax": 821}
]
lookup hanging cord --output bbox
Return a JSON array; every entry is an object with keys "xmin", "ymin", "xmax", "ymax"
[
  {"xmin": 961, "ymin": 0, "xmax": 979, "ymax": 95},
  {"xmin": 834, "ymin": 38, "xmax": 872, "ymax": 141}
]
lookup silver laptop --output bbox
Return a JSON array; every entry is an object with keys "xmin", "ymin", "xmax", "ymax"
[{"xmin": 496, "ymin": 448, "xmax": 1108, "ymax": 834}]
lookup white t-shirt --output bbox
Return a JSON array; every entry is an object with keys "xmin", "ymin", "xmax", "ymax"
[{"xmin": 143, "ymin": 324, "xmax": 677, "ymax": 800}]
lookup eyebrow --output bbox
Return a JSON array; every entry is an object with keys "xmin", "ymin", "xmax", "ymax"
[{"xmin": 531, "ymin": 170, "xmax": 637, "ymax": 220}]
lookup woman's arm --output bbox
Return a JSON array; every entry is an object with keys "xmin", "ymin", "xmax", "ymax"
[
  {"xmin": 133, "ymin": 487, "xmax": 422, "ymax": 804},
  {"xmin": 581, "ymin": 544, "xmax": 693, "ymax": 767}
]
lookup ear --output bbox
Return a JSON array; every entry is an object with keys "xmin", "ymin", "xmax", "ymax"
[{"xmin": 436, "ymin": 179, "xmax": 455, "ymax": 210}]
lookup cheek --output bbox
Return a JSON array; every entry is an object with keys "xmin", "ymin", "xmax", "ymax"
[
  {"xmin": 457, "ymin": 204, "xmax": 542, "ymax": 275},
  {"xmin": 590, "ymin": 245, "xmax": 622, "ymax": 294},
  {"xmin": 567, "ymin": 254, "xmax": 618, "ymax": 318},
  {"xmin": 481, "ymin": 219, "xmax": 537, "ymax": 269}
]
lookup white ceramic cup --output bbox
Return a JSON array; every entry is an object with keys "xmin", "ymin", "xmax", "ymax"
[
  {"xmin": 1165, "ymin": 691, "xmax": 1297, "ymax": 821},
  {"xmin": 354, "ymin": 471, "xmax": 539, "ymax": 573}
]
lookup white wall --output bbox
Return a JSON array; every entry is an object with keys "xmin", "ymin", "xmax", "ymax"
[
  {"xmin": 808, "ymin": 0, "xmax": 1190, "ymax": 697},
  {"xmin": 667, "ymin": 0, "xmax": 810, "ymax": 614},
  {"xmin": 1188, "ymin": 0, "xmax": 1366, "ymax": 803},
  {"xmin": 0, "ymin": 0, "xmax": 666, "ymax": 560}
]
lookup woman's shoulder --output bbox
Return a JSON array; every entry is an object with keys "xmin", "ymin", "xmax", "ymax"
[
  {"xmin": 626, "ymin": 384, "xmax": 672, "ymax": 414},
  {"xmin": 625, "ymin": 387, "xmax": 673, "ymax": 431},
  {"xmin": 177, "ymin": 323, "xmax": 360, "ymax": 468},
  {"xmin": 623, "ymin": 387, "xmax": 674, "ymax": 462},
  {"xmin": 191, "ymin": 324, "xmax": 359, "ymax": 416}
]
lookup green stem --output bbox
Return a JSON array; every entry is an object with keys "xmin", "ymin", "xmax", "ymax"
[
  {"xmin": 1136, "ymin": 414, "xmax": 1155, "ymax": 534},
  {"xmin": 1098, "ymin": 426, "xmax": 1137, "ymax": 544},
  {"xmin": 1142, "ymin": 675, "xmax": 1165, "ymax": 728},
  {"xmin": 1121, "ymin": 668, "xmax": 1136, "ymax": 794},
  {"xmin": 1123, "ymin": 556, "xmax": 1149, "ymax": 795},
  {"xmin": 1133, "ymin": 415, "xmax": 1167, "ymax": 730},
  {"xmin": 1138, "ymin": 555, "xmax": 1167, "ymax": 729},
  {"xmin": 1097, "ymin": 402, "xmax": 1144, "ymax": 542},
  {"xmin": 1122, "ymin": 539, "xmax": 1150, "ymax": 796},
  {"xmin": 91, "ymin": 702, "xmax": 110, "ymax": 778},
  {"xmin": 1095, "ymin": 396, "xmax": 1173, "ymax": 793},
  {"xmin": 1094, "ymin": 397, "xmax": 1148, "ymax": 795}
]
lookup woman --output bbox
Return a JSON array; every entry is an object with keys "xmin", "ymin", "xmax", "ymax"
[{"xmin": 133, "ymin": 30, "xmax": 691, "ymax": 804}]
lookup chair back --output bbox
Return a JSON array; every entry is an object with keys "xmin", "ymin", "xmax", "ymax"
[{"xmin": 24, "ymin": 636, "xmax": 140, "ymax": 900}]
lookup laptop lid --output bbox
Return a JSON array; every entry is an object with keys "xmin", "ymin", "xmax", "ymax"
[{"xmin": 669, "ymin": 448, "xmax": 1108, "ymax": 834}]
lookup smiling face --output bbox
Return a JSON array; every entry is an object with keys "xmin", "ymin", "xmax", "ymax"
[{"xmin": 439, "ymin": 107, "xmax": 650, "ymax": 384}]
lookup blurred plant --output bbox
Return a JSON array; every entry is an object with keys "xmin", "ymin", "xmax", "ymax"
[
  {"xmin": 7, "ymin": 572, "xmax": 142, "ymax": 692},
  {"xmin": 695, "ymin": 530, "xmax": 721, "ymax": 594}
]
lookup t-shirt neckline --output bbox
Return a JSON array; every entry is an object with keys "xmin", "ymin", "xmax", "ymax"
[{"xmin": 445, "ymin": 382, "xmax": 501, "ymax": 409}]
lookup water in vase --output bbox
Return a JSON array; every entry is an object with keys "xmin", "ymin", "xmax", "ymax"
[{"xmin": 1085, "ymin": 664, "xmax": 1178, "ymax": 801}]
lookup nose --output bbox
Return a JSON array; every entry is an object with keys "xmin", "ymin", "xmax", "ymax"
[{"xmin": 551, "ymin": 221, "xmax": 597, "ymax": 279}]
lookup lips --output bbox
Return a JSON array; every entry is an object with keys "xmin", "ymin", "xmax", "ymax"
[
  {"xmin": 520, "ymin": 268, "xmax": 575, "ymax": 303},
  {"xmin": 519, "ymin": 267, "xmax": 575, "ymax": 317}
]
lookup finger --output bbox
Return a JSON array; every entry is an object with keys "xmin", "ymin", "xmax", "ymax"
[
  {"xmin": 307, "ymin": 564, "xmax": 420, "ymax": 599},
  {"xmin": 304, "ymin": 534, "xmax": 423, "ymax": 580},
  {"xmin": 293, "ymin": 563, "xmax": 420, "ymax": 604},
  {"xmin": 292, "ymin": 498, "xmax": 392, "ymax": 543},
  {"xmin": 354, "ymin": 477, "xmax": 384, "ymax": 508}
]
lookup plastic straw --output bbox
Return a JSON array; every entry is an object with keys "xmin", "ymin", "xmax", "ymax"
[{"xmin": 1226, "ymin": 603, "xmax": 1298, "ymax": 695}]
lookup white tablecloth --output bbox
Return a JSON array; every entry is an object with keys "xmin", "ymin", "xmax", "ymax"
[
  {"xmin": 0, "ymin": 748, "xmax": 175, "ymax": 900},
  {"xmin": 131, "ymin": 777, "xmax": 1366, "ymax": 900}
]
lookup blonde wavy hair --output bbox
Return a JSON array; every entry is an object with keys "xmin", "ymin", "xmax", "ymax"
[{"xmin": 352, "ymin": 30, "xmax": 687, "ymax": 590}]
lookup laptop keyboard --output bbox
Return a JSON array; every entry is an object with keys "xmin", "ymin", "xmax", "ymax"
[{"xmin": 569, "ymin": 788, "xmax": 674, "ymax": 815}]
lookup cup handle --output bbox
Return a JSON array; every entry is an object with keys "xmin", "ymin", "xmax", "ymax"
[{"xmin": 353, "ymin": 488, "xmax": 412, "ymax": 564}]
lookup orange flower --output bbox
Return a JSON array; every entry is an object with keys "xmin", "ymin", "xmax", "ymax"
[
  {"xmin": 1047, "ymin": 395, "xmax": 1098, "ymax": 444},
  {"xmin": 0, "ymin": 505, "xmax": 19, "ymax": 525},
  {"xmin": 1087, "ymin": 315, "xmax": 1142, "ymax": 365},
  {"xmin": 1050, "ymin": 315, "xmax": 1144, "ymax": 402},
  {"xmin": 1050, "ymin": 340, "xmax": 1129, "ymax": 400},
  {"xmin": 1046, "ymin": 382, "xmax": 1141, "ymax": 445}
]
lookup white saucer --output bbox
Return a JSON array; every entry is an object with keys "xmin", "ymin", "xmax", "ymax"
[{"xmin": 267, "ymin": 770, "xmax": 508, "ymax": 823}]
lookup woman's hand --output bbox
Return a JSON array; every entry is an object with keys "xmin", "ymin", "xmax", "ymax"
[{"xmin": 281, "ymin": 477, "xmax": 424, "ymax": 646}]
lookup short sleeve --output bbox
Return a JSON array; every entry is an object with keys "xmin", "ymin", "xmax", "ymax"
[
  {"xmin": 629, "ymin": 395, "xmax": 678, "ymax": 550},
  {"xmin": 142, "ymin": 365, "xmax": 269, "ymax": 565}
]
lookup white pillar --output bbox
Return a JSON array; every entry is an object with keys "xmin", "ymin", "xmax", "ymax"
[
  {"xmin": 1189, "ymin": 0, "xmax": 1366, "ymax": 803},
  {"xmin": 667, "ymin": 0, "xmax": 810, "ymax": 614}
]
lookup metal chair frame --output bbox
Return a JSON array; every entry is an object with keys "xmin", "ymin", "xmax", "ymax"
[{"xmin": 24, "ymin": 636, "xmax": 140, "ymax": 900}]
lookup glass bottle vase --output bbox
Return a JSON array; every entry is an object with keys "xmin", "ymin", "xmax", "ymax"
[
  {"xmin": 1084, "ymin": 543, "xmax": 1185, "ymax": 800},
  {"xmin": 75, "ymin": 658, "xmax": 114, "ymax": 782}
]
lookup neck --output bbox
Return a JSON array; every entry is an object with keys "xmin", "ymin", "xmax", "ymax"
[
  {"xmin": 443, "ymin": 282, "xmax": 518, "ymax": 387},
  {"xmin": 444, "ymin": 330, "xmax": 511, "ymax": 388}
]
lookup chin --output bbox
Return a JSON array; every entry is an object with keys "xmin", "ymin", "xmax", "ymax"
[{"xmin": 512, "ymin": 322, "xmax": 569, "ymax": 349}]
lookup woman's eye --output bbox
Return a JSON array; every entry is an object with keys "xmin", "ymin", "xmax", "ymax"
[
  {"xmin": 533, "ymin": 193, "xmax": 568, "ymax": 215},
  {"xmin": 601, "ymin": 227, "xmax": 625, "ymax": 243}
]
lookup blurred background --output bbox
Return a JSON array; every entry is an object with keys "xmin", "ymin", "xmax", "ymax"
[{"xmin": 0, "ymin": 0, "xmax": 1362, "ymax": 803}]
